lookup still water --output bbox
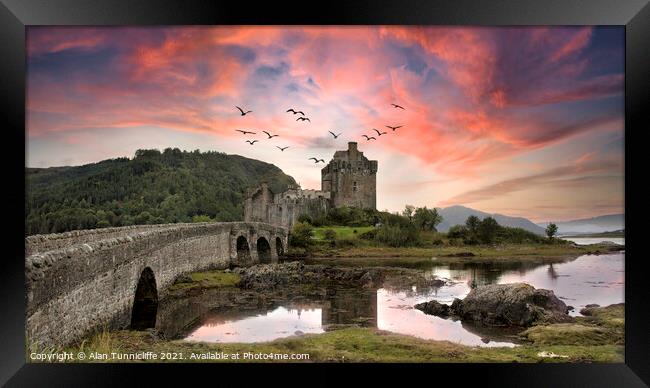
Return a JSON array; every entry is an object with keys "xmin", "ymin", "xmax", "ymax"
[{"xmin": 178, "ymin": 252, "xmax": 624, "ymax": 347}]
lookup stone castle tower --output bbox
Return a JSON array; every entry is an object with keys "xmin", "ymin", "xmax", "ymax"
[
  {"xmin": 321, "ymin": 142, "xmax": 378, "ymax": 209},
  {"xmin": 245, "ymin": 142, "xmax": 377, "ymax": 229}
]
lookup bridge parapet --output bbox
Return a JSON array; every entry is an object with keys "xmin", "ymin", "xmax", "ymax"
[{"xmin": 25, "ymin": 222, "xmax": 288, "ymax": 348}]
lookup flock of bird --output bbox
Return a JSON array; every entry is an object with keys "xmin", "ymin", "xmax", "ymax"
[{"xmin": 233, "ymin": 103, "xmax": 406, "ymax": 164}]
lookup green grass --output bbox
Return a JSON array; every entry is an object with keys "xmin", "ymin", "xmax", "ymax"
[
  {"xmin": 168, "ymin": 270, "xmax": 240, "ymax": 292},
  {"xmin": 312, "ymin": 226, "xmax": 374, "ymax": 241},
  {"xmin": 57, "ymin": 327, "xmax": 623, "ymax": 363},
  {"xmin": 520, "ymin": 304, "xmax": 624, "ymax": 346}
]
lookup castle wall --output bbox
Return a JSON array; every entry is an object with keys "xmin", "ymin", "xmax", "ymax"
[
  {"xmin": 245, "ymin": 185, "xmax": 331, "ymax": 229},
  {"xmin": 244, "ymin": 142, "xmax": 377, "ymax": 228}
]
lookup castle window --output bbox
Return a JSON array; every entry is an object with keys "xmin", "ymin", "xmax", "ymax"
[{"xmin": 353, "ymin": 181, "xmax": 358, "ymax": 192}]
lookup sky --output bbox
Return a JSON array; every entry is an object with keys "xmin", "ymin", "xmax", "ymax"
[{"xmin": 26, "ymin": 26, "xmax": 624, "ymax": 223}]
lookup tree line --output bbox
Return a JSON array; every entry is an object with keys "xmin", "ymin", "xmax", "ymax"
[{"xmin": 25, "ymin": 148, "xmax": 295, "ymax": 235}]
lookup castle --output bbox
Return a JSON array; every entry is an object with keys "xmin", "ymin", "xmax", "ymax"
[{"xmin": 244, "ymin": 142, "xmax": 378, "ymax": 229}]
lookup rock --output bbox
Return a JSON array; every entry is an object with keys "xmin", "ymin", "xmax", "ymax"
[
  {"xmin": 414, "ymin": 300, "xmax": 450, "ymax": 317},
  {"xmin": 579, "ymin": 304, "xmax": 601, "ymax": 316},
  {"xmin": 176, "ymin": 274, "xmax": 193, "ymax": 283},
  {"xmin": 237, "ymin": 261, "xmax": 385, "ymax": 290},
  {"xmin": 449, "ymin": 283, "xmax": 572, "ymax": 327},
  {"xmin": 294, "ymin": 330, "xmax": 304, "ymax": 335}
]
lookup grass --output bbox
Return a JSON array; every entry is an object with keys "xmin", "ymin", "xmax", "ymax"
[
  {"xmin": 312, "ymin": 226, "xmax": 374, "ymax": 241},
  {"xmin": 57, "ymin": 327, "xmax": 623, "ymax": 363},
  {"xmin": 167, "ymin": 270, "xmax": 240, "ymax": 292},
  {"xmin": 520, "ymin": 304, "xmax": 625, "ymax": 346}
]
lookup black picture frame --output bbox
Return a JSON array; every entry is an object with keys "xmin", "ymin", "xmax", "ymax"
[{"xmin": 1, "ymin": 0, "xmax": 648, "ymax": 386}]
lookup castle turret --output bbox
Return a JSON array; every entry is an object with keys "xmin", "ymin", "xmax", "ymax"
[{"xmin": 321, "ymin": 142, "xmax": 377, "ymax": 210}]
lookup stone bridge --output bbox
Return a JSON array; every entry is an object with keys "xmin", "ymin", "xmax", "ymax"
[{"xmin": 25, "ymin": 222, "xmax": 288, "ymax": 348}]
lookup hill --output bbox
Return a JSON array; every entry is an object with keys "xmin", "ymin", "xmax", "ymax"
[
  {"xmin": 25, "ymin": 148, "xmax": 296, "ymax": 235},
  {"xmin": 537, "ymin": 214, "xmax": 624, "ymax": 235},
  {"xmin": 435, "ymin": 205, "xmax": 546, "ymax": 235}
]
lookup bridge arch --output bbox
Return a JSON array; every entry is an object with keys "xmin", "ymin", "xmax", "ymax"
[
  {"xmin": 236, "ymin": 235, "xmax": 251, "ymax": 265},
  {"xmin": 275, "ymin": 237, "xmax": 284, "ymax": 258},
  {"xmin": 130, "ymin": 267, "xmax": 158, "ymax": 330},
  {"xmin": 257, "ymin": 237, "xmax": 272, "ymax": 264}
]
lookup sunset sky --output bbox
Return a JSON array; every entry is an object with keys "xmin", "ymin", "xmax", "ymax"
[{"xmin": 26, "ymin": 26, "xmax": 624, "ymax": 222}]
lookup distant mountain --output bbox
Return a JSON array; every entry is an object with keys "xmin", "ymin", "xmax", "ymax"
[
  {"xmin": 26, "ymin": 148, "xmax": 297, "ymax": 235},
  {"xmin": 436, "ymin": 205, "xmax": 546, "ymax": 235},
  {"xmin": 537, "ymin": 214, "xmax": 624, "ymax": 235}
]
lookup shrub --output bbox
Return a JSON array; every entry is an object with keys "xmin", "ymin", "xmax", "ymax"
[
  {"xmin": 359, "ymin": 229, "xmax": 378, "ymax": 240},
  {"xmin": 289, "ymin": 222, "xmax": 314, "ymax": 248},
  {"xmin": 297, "ymin": 214, "xmax": 313, "ymax": 225},
  {"xmin": 334, "ymin": 239, "xmax": 357, "ymax": 248},
  {"xmin": 375, "ymin": 224, "xmax": 421, "ymax": 247},
  {"xmin": 191, "ymin": 214, "xmax": 213, "ymax": 223},
  {"xmin": 447, "ymin": 225, "xmax": 468, "ymax": 239},
  {"xmin": 323, "ymin": 229, "xmax": 337, "ymax": 241}
]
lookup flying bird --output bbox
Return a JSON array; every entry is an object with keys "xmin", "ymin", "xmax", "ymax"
[
  {"xmin": 245, "ymin": 140, "xmax": 258, "ymax": 145},
  {"xmin": 236, "ymin": 129, "xmax": 256, "ymax": 135},
  {"xmin": 328, "ymin": 131, "xmax": 342, "ymax": 139},
  {"xmin": 236, "ymin": 106, "xmax": 253, "ymax": 116},
  {"xmin": 385, "ymin": 125, "xmax": 403, "ymax": 131},
  {"xmin": 262, "ymin": 131, "xmax": 279, "ymax": 139},
  {"xmin": 296, "ymin": 117, "xmax": 311, "ymax": 122},
  {"xmin": 308, "ymin": 157, "xmax": 325, "ymax": 163},
  {"xmin": 276, "ymin": 146, "xmax": 290, "ymax": 151},
  {"xmin": 286, "ymin": 108, "xmax": 305, "ymax": 116},
  {"xmin": 391, "ymin": 103, "xmax": 405, "ymax": 110},
  {"xmin": 362, "ymin": 135, "xmax": 377, "ymax": 141},
  {"xmin": 372, "ymin": 128, "xmax": 387, "ymax": 136}
]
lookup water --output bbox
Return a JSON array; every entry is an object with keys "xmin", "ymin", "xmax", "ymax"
[
  {"xmin": 562, "ymin": 236, "xmax": 625, "ymax": 246},
  {"xmin": 172, "ymin": 252, "xmax": 624, "ymax": 347}
]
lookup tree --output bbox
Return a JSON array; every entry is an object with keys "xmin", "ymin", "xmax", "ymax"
[
  {"xmin": 546, "ymin": 223, "xmax": 558, "ymax": 240},
  {"xmin": 465, "ymin": 215, "xmax": 481, "ymax": 234},
  {"xmin": 402, "ymin": 205, "xmax": 415, "ymax": 221},
  {"xmin": 478, "ymin": 216, "xmax": 499, "ymax": 244},
  {"xmin": 413, "ymin": 206, "xmax": 443, "ymax": 231},
  {"xmin": 464, "ymin": 215, "xmax": 481, "ymax": 244}
]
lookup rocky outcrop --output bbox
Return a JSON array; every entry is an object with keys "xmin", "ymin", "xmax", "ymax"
[
  {"xmin": 414, "ymin": 300, "xmax": 450, "ymax": 317},
  {"xmin": 235, "ymin": 262, "xmax": 385, "ymax": 290},
  {"xmin": 415, "ymin": 283, "xmax": 572, "ymax": 327}
]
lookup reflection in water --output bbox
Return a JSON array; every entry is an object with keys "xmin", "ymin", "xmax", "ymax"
[
  {"xmin": 173, "ymin": 253, "xmax": 623, "ymax": 347},
  {"xmin": 185, "ymin": 306, "xmax": 325, "ymax": 343},
  {"xmin": 563, "ymin": 237, "xmax": 624, "ymax": 246}
]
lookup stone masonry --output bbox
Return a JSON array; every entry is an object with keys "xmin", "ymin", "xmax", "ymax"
[{"xmin": 25, "ymin": 222, "xmax": 288, "ymax": 349}]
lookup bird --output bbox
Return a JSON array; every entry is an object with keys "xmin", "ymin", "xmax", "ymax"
[
  {"xmin": 328, "ymin": 131, "xmax": 342, "ymax": 139},
  {"xmin": 296, "ymin": 117, "xmax": 311, "ymax": 122},
  {"xmin": 286, "ymin": 108, "xmax": 305, "ymax": 116},
  {"xmin": 372, "ymin": 128, "xmax": 387, "ymax": 136},
  {"xmin": 245, "ymin": 140, "xmax": 258, "ymax": 145},
  {"xmin": 236, "ymin": 106, "xmax": 253, "ymax": 116},
  {"xmin": 262, "ymin": 131, "xmax": 279, "ymax": 139},
  {"xmin": 276, "ymin": 146, "xmax": 290, "ymax": 151},
  {"xmin": 309, "ymin": 157, "xmax": 325, "ymax": 163},
  {"xmin": 391, "ymin": 103, "xmax": 405, "ymax": 110},
  {"xmin": 236, "ymin": 129, "xmax": 256, "ymax": 135},
  {"xmin": 362, "ymin": 135, "xmax": 377, "ymax": 141},
  {"xmin": 385, "ymin": 125, "xmax": 403, "ymax": 131}
]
